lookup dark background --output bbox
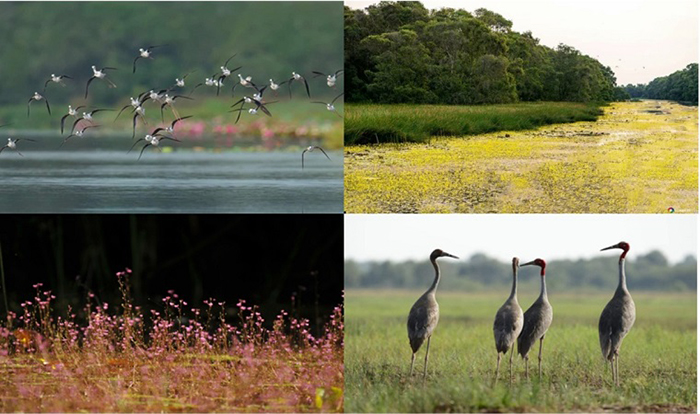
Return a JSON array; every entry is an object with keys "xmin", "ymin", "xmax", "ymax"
[{"xmin": 0, "ymin": 215, "xmax": 343, "ymax": 331}]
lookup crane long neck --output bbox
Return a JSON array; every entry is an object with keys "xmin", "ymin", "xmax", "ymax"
[
  {"xmin": 539, "ymin": 273, "xmax": 547, "ymax": 300},
  {"xmin": 508, "ymin": 269, "xmax": 518, "ymax": 300},
  {"xmin": 617, "ymin": 258, "xmax": 628, "ymax": 293},
  {"xmin": 427, "ymin": 258, "xmax": 440, "ymax": 296}
]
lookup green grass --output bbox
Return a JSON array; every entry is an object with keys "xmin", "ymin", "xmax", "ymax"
[
  {"xmin": 344, "ymin": 102, "xmax": 604, "ymax": 144},
  {"xmin": 345, "ymin": 290, "xmax": 696, "ymax": 412}
]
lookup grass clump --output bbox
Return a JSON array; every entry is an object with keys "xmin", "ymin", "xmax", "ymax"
[{"xmin": 344, "ymin": 102, "xmax": 604, "ymax": 145}]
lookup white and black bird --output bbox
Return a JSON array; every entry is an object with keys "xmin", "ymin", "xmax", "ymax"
[
  {"xmin": 115, "ymin": 96, "xmax": 144, "ymax": 121},
  {"xmin": 229, "ymin": 100, "xmax": 276, "ymax": 124},
  {"xmin": 133, "ymin": 45, "xmax": 162, "ymax": 73},
  {"xmin": 301, "ymin": 145, "xmax": 331, "ymax": 169},
  {"xmin": 1, "ymin": 138, "xmax": 35, "ymax": 156},
  {"xmin": 129, "ymin": 131, "xmax": 181, "ymax": 160},
  {"xmin": 132, "ymin": 105, "xmax": 147, "ymax": 139},
  {"xmin": 70, "ymin": 108, "xmax": 113, "ymax": 134},
  {"xmin": 27, "ymin": 92, "xmax": 51, "ymax": 117},
  {"xmin": 311, "ymin": 92, "xmax": 344, "ymax": 117},
  {"xmin": 61, "ymin": 125, "xmax": 99, "ymax": 147},
  {"xmin": 60, "ymin": 105, "xmax": 85, "ymax": 134},
  {"xmin": 160, "ymin": 94, "xmax": 193, "ymax": 121},
  {"xmin": 268, "ymin": 78, "xmax": 288, "ymax": 96},
  {"xmin": 85, "ymin": 65, "xmax": 117, "ymax": 98},
  {"xmin": 312, "ymin": 70, "xmax": 343, "ymax": 88},
  {"xmin": 152, "ymin": 115, "xmax": 192, "ymax": 137},
  {"xmin": 173, "ymin": 71, "xmax": 195, "ymax": 89},
  {"xmin": 288, "ymin": 71, "xmax": 310, "ymax": 99},
  {"xmin": 43, "ymin": 74, "xmax": 73, "ymax": 92}
]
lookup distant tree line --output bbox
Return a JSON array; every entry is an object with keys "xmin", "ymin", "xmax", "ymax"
[
  {"xmin": 345, "ymin": 2, "xmax": 628, "ymax": 105},
  {"xmin": 623, "ymin": 64, "xmax": 698, "ymax": 105},
  {"xmin": 0, "ymin": 2, "xmax": 342, "ymax": 107},
  {"xmin": 345, "ymin": 251, "xmax": 696, "ymax": 292}
]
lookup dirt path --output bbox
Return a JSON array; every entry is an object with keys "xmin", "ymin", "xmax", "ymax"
[{"xmin": 345, "ymin": 100, "xmax": 697, "ymax": 213}]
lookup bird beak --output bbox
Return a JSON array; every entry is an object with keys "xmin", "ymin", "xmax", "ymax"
[
  {"xmin": 601, "ymin": 244, "xmax": 619, "ymax": 251},
  {"xmin": 442, "ymin": 252, "xmax": 459, "ymax": 259},
  {"xmin": 520, "ymin": 260, "xmax": 536, "ymax": 267}
]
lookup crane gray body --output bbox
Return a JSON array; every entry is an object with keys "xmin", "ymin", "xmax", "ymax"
[
  {"xmin": 598, "ymin": 242, "xmax": 635, "ymax": 386},
  {"xmin": 517, "ymin": 258, "xmax": 552, "ymax": 379},
  {"xmin": 407, "ymin": 249, "xmax": 458, "ymax": 381},
  {"xmin": 493, "ymin": 257, "xmax": 524, "ymax": 382}
]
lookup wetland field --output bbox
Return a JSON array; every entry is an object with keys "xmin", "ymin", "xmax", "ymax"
[
  {"xmin": 345, "ymin": 290, "xmax": 696, "ymax": 413},
  {"xmin": 344, "ymin": 100, "xmax": 697, "ymax": 213}
]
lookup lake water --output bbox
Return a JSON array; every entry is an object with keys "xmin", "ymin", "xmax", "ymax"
[{"xmin": 0, "ymin": 151, "xmax": 343, "ymax": 213}]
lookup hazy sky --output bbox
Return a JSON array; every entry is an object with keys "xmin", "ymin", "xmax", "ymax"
[
  {"xmin": 345, "ymin": 215, "xmax": 697, "ymax": 264},
  {"xmin": 345, "ymin": 0, "xmax": 698, "ymax": 85}
]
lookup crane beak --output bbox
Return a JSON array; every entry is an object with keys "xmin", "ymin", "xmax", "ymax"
[
  {"xmin": 601, "ymin": 244, "xmax": 619, "ymax": 251},
  {"xmin": 520, "ymin": 260, "xmax": 536, "ymax": 267},
  {"xmin": 442, "ymin": 252, "xmax": 459, "ymax": 259}
]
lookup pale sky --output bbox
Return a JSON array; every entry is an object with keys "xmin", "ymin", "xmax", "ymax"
[
  {"xmin": 345, "ymin": 215, "xmax": 697, "ymax": 264},
  {"xmin": 345, "ymin": 0, "xmax": 698, "ymax": 85}
]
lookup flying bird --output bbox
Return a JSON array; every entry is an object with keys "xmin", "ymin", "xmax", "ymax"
[
  {"xmin": 85, "ymin": 66, "xmax": 117, "ymax": 98},
  {"xmin": 27, "ymin": 92, "xmax": 51, "ymax": 116},
  {"xmin": 288, "ymin": 71, "xmax": 310, "ymax": 99},
  {"xmin": 133, "ymin": 45, "xmax": 162, "ymax": 73},
  {"xmin": 301, "ymin": 146, "xmax": 331, "ymax": 169},
  {"xmin": 311, "ymin": 92, "xmax": 344, "ymax": 117},
  {"xmin": 1, "ymin": 138, "xmax": 35, "ymax": 156},
  {"xmin": 43, "ymin": 74, "xmax": 72, "ymax": 92}
]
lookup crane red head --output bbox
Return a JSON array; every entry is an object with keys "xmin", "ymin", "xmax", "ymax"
[
  {"xmin": 430, "ymin": 249, "xmax": 459, "ymax": 261},
  {"xmin": 520, "ymin": 258, "xmax": 546, "ymax": 276},
  {"xmin": 512, "ymin": 257, "xmax": 520, "ymax": 273},
  {"xmin": 601, "ymin": 241, "xmax": 630, "ymax": 260}
]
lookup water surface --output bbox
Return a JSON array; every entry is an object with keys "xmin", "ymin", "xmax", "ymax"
[{"xmin": 0, "ymin": 151, "xmax": 343, "ymax": 213}]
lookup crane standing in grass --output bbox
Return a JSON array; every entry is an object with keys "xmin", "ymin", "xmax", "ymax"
[
  {"xmin": 493, "ymin": 257, "xmax": 524, "ymax": 384},
  {"xmin": 517, "ymin": 258, "xmax": 553, "ymax": 379},
  {"xmin": 407, "ymin": 249, "xmax": 458, "ymax": 382},
  {"xmin": 598, "ymin": 241, "xmax": 635, "ymax": 386}
]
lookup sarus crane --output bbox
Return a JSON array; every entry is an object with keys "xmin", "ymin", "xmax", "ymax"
[
  {"xmin": 598, "ymin": 241, "xmax": 635, "ymax": 386},
  {"xmin": 407, "ymin": 248, "xmax": 458, "ymax": 381},
  {"xmin": 517, "ymin": 258, "xmax": 553, "ymax": 379},
  {"xmin": 493, "ymin": 257, "xmax": 524, "ymax": 383}
]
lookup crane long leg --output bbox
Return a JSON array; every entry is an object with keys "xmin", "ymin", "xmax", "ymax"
[
  {"xmin": 538, "ymin": 336, "xmax": 544, "ymax": 380},
  {"xmin": 610, "ymin": 357, "xmax": 615, "ymax": 386},
  {"xmin": 509, "ymin": 344, "xmax": 515, "ymax": 384},
  {"xmin": 410, "ymin": 352, "xmax": 416, "ymax": 376},
  {"xmin": 524, "ymin": 356, "xmax": 529, "ymax": 379},
  {"xmin": 423, "ymin": 336, "xmax": 431, "ymax": 383},
  {"xmin": 495, "ymin": 352, "xmax": 501, "ymax": 383},
  {"xmin": 615, "ymin": 353, "xmax": 620, "ymax": 386}
]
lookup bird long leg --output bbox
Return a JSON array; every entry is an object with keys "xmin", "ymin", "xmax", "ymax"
[
  {"xmin": 410, "ymin": 352, "xmax": 416, "ymax": 376},
  {"xmin": 423, "ymin": 336, "xmax": 431, "ymax": 383},
  {"xmin": 524, "ymin": 356, "xmax": 529, "ymax": 379},
  {"xmin": 495, "ymin": 352, "xmax": 501, "ymax": 383},
  {"xmin": 538, "ymin": 336, "xmax": 544, "ymax": 379},
  {"xmin": 615, "ymin": 353, "xmax": 620, "ymax": 386},
  {"xmin": 509, "ymin": 344, "xmax": 515, "ymax": 384},
  {"xmin": 610, "ymin": 357, "xmax": 615, "ymax": 386}
]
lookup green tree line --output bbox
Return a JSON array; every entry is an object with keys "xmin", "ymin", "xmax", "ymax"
[
  {"xmin": 345, "ymin": 2, "xmax": 628, "ymax": 104},
  {"xmin": 623, "ymin": 64, "xmax": 698, "ymax": 105},
  {"xmin": 0, "ymin": 2, "xmax": 342, "ymax": 107},
  {"xmin": 345, "ymin": 251, "xmax": 696, "ymax": 292}
]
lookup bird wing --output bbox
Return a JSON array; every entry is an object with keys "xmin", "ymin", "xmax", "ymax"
[
  {"xmin": 230, "ymin": 98, "xmax": 244, "ymax": 108},
  {"xmin": 171, "ymin": 115, "xmax": 192, "ymax": 127},
  {"xmin": 61, "ymin": 75, "xmax": 73, "ymax": 79},
  {"xmin": 331, "ymin": 92, "xmax": 344, "ymax": 104},
  {"xmin": 127, "ymin": 138, "xmax": 145, "ymax": 154},
  {"xmin": 70, "ymin": 118, "xmax": 82, "ymax": 134},
  {"xmin": 301, "ymin": 149, "xmax": 306, "ymax": 169},
  {"xmin": 85, "ymin": 76, "xmax": 96, "ymax": 99},
  {"xmin": 115, "ymin": 104, "xmax": 131, "ymax": 121},
  {"xmin": 302, "ymin": 77, "xmax": 310, "ymax": 98},
  {"xmin": 60, "ymin": 114, "xmax": 70, "ymax": 134},
  {"xmin": 133, "ymin": 56, "xmax": 141, "ymax": 73},
  {"xmin": 137, "ymin": 143, "xmax": 152, "ymax": 160},
  {"xmin": 517, "ymin": 299, "xmax": 552, "ymax": 357},
  {"xmin": 45, "ymin": 98, "xmax": 51, "ymax": 115},
  {"xmin": 0, "ymin": 145, "xmax": 7, "ymax": 153},
  {"xmin": 407, "ymin": 301, "xmax": 439, "ymax": 353},
  {"xmin": 316, "ymin": 146, "xmax": 331, "ymax": 160},
  {"xmin": 27, "ymin": 99, "xmax": 32, "ymax": 117},
  {"xmin": 43, "ymin": 78, "xmax": 52, "ymax": 91},
  {"xmin": 223, "ymin": 53, "xmax": 237, "ymax": 67},
  {"xmin": 311, "ymin": 71, "xmax": 325, "ymax": 77},
  {"xmin": 334, "ymin": 70, "xmax": 344, "ymax": 76},
  {"xmin": 258, "ymin": 103, "xmax": 272, "ymax": 117}
]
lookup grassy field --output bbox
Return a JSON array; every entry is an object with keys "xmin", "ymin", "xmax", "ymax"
[
  {"xmin": 344, "ymin": 102, "xmax": 603, "ymax": 145},
  {"xmin": 0, "ymin": 272, "xmax": 344, "ymax": 412},
  {"xmin": 345, "ymin": 100, "xmax": 698, "ymax": 213},
  {"xmin": 345, "ymin": 290, "xmax": 696, "ymax": 413}
]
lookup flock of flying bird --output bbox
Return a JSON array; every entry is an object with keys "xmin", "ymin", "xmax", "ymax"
[
  {"xmin": 407, "ymin": 242, "xmax": 635, "ymax": 386},
  {"xmin": 3, "ymin": 45, "xmax": 343, "ymax": 165}
]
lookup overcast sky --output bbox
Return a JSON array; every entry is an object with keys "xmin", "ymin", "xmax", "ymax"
[
  {"xmin": 345, "ymin": 215, "xmax": 697, "ymax": 264},
  {"xmin": 345, "ymin": 0, "xmax": 698, "ymax": 85}
]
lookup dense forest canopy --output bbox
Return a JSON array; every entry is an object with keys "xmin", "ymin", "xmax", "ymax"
[
  {"xmin": 345, "ymin": 251, "xmax": 696, "ymax": 292},
  {"xmin": 345, "ymin": 2, "xmax": 629, "ymax": 104},
  {"xmin": 623, "ymin": 63, "xmax": 698, "ymax": 105},
  {"xmin": 0, "ymin": 2, "xmax": 343, "ymax": 106}
]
